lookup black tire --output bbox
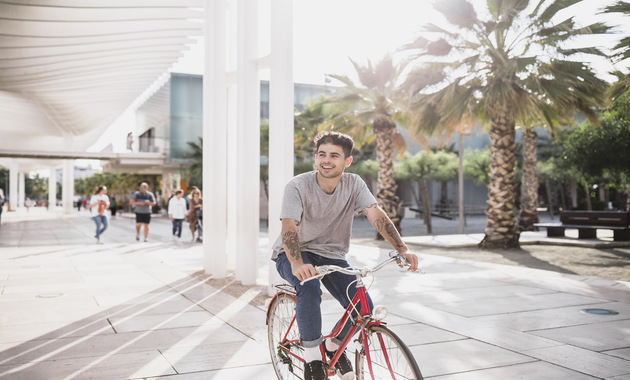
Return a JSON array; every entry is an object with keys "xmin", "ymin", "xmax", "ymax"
[
  {"xmin": 267, "ymin": 293, "xmax": 304, "ymax": 380},
  {"xmin": 355, "ymin": 324, "xmax": 423, "ymax": 380}
]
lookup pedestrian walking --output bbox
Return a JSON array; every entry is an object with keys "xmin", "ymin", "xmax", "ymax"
[
  {"xmin": 0, "ymin": 194, "xmax": 4, "ymax": 227},
  {"xmin": 185, "ymin": 187, "xmax": 202, "ymax": 242},
  {"xmin": 89, "ymin": 186, "xmax": 110, "ymax": 244},
  {"xmin": 109, "ymin": 197, "xmax": 117, "ymax": 217},
  {"xmin": 130, "ymin": 182, "xmax": 156, "ymax": 242},
  {"xmin": 168, "ymin": 190, "xmax": 187, "ymax": 240}
]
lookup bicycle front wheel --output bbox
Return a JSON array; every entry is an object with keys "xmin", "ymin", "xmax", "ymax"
[
  {"xmin": 355, "ymin": 325, "xmax": 423, "ymax": 380},
  {"xmin": 267, "ymin": 292, "xmax": 304, "ymax": 380}
]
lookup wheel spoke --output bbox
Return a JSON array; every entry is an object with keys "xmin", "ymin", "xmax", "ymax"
[
  {"xmin": 356, "ymin": 325, "xmax": 422, "ymax": 380},
  {"xmin": 268, "ymin": 293, "xmax": 304, "ymax": 380}
]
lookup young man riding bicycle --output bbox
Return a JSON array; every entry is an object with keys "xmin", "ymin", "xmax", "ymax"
[{"xmin": 272, "ymin": 131, "xmax": 419, "ymax": 380}]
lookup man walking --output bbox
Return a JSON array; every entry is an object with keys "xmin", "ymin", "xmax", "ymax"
[{"xmin": 130, "ymin": 182, "xmax": 156, "ymax": 242}]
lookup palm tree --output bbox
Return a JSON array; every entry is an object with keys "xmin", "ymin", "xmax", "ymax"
[
  {"xmin": 402, "ymin": 0, "xmax": 610, "ymax": 248},
  {"xmin": 518, "ymin": 126, "xmax": 541, "ymax": 230},
  {"xmin": 322, "ymin": 55, "xmax": 410, "ymax": 234},
  {"xmin": 184, "ymin": 137, "xmax": 203, "ymax": 188},
  {"xmin": 605, "ymin": 1, "xmax": 630, "ymax": 101}
]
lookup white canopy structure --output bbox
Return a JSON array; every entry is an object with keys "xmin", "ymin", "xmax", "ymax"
[
  {"xmin": 0, "ymin": 0, "xmax": 295, "ymax": 285},
  {"xmin": 0, "ymin": 0, "xmax": 204, "ymax": 153}
]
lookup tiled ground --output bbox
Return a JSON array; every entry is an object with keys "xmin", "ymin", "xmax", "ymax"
[{"xmin": 0, "ymin": 208, "xmax": 629, "ymax": 379}]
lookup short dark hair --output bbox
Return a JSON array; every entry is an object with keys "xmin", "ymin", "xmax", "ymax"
[{"xmin": 313, "ymin": 131, "xmax": 354, "ymax": 158}]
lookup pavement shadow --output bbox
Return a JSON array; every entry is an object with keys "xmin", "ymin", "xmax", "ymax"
[
  {"xmin": 487, "ymin": 248, "xmax": 579, "ymax": 275},
  {"xmin": 0, "ymin": 275, "xmax": 267, "ymax": 379}
]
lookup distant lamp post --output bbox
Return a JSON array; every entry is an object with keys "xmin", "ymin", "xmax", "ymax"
[{"xmin": 458, "ymin": 123, "xmax": 472, "ymax": 234}]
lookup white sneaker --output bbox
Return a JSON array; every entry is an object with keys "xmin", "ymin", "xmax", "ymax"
[{"xmin": 144, "ymin": 238, "xmax": 149, "ymax": 242}]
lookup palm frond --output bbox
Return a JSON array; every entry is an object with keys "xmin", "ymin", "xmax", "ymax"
[
  {"xmin": 434, "ymin": 0, "xmax": 477, "ymax": 29},
  {"xmin": 538, "ymin": 0, "xmax": 582, "ymax": 23}
]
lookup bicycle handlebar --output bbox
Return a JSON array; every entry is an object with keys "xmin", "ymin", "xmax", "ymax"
[{"xmin": 299, "ymin": 251, "xmax": 414, "ymax": 285}]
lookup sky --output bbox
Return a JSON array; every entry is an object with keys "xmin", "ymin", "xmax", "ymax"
[{"xmin": 171, "ymin": 0, "xmax": 629, "ymax": 85}]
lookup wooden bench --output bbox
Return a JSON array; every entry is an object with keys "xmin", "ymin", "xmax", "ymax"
[
  {"xmin": 534, "ymin": 210, "xmax": 630, "ymax": 241},
  {"xmin": 409, "ymin": 207, "xmax": 454, "ymax": 220}
]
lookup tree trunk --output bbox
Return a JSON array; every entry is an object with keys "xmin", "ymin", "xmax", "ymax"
[
  {"xmin": 478, "ymin": 103, "xmax": 520, "ymax": 249},
  {"xmin": 373, "ymin": 118, "xmax": 403, "ymax": 238},
  {"xmin": 545, "ymin": 178, "xmax": 555, "ymax": 220},
  {"xmin": 517, "ymin": 128, "xmax": 539, "ymax": 231},
  {"xmin": 559, "ymin": 183, "xmax": 567, "ymax": 210},
  {"xmin": 584, "ymin": 183, "xmax": 593, "ymax": 211},
  {"xmin": 418, "ymin": 177, "xmax": 432, "ymax": 234},
  {"xmin": 407, "ymin": 181, "xmax": 420, "ymax": 207}
]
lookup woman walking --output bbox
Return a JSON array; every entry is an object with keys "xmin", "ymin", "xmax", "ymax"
[
  {"xmin": 89, "ymin": 186, "xmax": 110, "ymax": 244},
  {"xmin": 185, "ymin": 187, "xmax": 203, "ymax": 242}
]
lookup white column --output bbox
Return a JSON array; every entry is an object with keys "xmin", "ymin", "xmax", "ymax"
[
  {"xmin": 48, "ymin": 167, "xmax": 57, "ymax": 209},
  {"xmin": 458, "ymin": 130, "xmax": 464, "ymax": 234},
  {"xmin": 268, "ymin": 0, "xmax": 294, "ymax": 289},
  {"xmin": 62, "ymin": 159, "xmax": 74, "ymax": 214},
  {"xmin": 225, "ymin": 0, "xmax": 238, "ymax": 274},
  {"xmin": 9, "ymin": 159, "xmax": 18, "ymax": 211},
  {"xmin": 203, "ymin": 0, "xmax": 228, "ymax": 278},
  {"xmin": 226, "ymin": 83, "xmax": 238, "ymax": 273},
  {"xmin": 235, "ymin": 0, "xmax": 260, "ymax": 285},
  {"xmin": 18, "ymin": 172, "xmax": 25, "ymax": 209}
]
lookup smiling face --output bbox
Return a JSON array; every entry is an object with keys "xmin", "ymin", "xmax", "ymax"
[{"xmin": 314, "ymin": 143, "xmax": 353, "ymax": 179}]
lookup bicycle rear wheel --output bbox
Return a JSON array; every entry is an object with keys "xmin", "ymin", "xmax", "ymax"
[
  {"xmin": 267, "ymin": 292, "xmax": 304, "ymax": 380},
  {"xmin": 355, "ymin": 325, "xmax": 423, "ymax": 380}
]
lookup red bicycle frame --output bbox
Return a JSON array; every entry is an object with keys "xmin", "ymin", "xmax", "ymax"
[{"xmin": 269, "ymin": 275, "xmax": 386, "ymax": 378}]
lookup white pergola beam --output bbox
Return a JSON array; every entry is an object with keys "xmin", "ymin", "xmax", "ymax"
[
  {"xmin": 9, "ymin": 159, "xmax": 18, "ymax": 210},
  {"xmin": 62, "ymin": 159, "xmax": 75, "ymax": 215},
  {"xmin": 48, "ymin": 167, "xmax": 57, "ymax": 210},
  {"xmin": 268, "ymin": 0, "xmax": 294, "ymax": 289},
  {"xmin": 235, "ymin": 0, "xmax": 260, "ymax": 285},
  {"xmin": 203, "ymin": 0, "xmax": 228, "ymax": 278}
]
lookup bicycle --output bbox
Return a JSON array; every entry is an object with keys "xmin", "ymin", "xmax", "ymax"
[{"xmin": 266, "ymin": 251, "xmax": 423, "ymax": 380}]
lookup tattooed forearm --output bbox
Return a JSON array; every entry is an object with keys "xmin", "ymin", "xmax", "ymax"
[
  {"xmin": 384, "ymin": 221, "xmax": 405, "ymax": 249},
  {"xmin": 373, "ymin": 216, "xmax": 386, "ymax": 233},
  {"xmin": 282, "ymin": 230, "xmax": 301, "ymax": 261},
  {"xmin": 374, "ymin": 216, "xmax": 405, "ymax": 250}
]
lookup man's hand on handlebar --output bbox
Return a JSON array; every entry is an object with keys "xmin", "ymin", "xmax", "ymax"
[
  {"xmin": 292, "ymin": 262, "xmax": 318, "ymax": 282},
  {"xmin": 399, "ymin": 251, "xmax": 419, "ymax": 272}
]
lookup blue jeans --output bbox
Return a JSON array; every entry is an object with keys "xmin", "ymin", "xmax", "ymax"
[
  {"xmin": 276, "ymin": 252, "xmax": 374, "ymax": 348},
  {"xmin": 172, "ymin": 219, "xmax": 183, "ymax": 237},
  {"xmin": 92, "ymin": 215, "xmax": 108, "ymax": 238}
]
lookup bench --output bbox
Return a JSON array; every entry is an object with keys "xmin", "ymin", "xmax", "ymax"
[
  {"xmin": 409, "ymin": 207, "xmax": 454, "ymax": 220},
  {"xmin": 534, "ymin": 210, "xmax": 630, "ymax": 241}
]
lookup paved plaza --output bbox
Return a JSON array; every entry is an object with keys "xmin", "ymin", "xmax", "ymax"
[{"xmin": 0, "ymin": 208, "xmax": 629, "ymax": 379}]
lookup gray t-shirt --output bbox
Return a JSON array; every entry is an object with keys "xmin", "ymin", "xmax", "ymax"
[
  {"xmin": 271, "ymin": 171, "xmax": 377, "ymax": 261},
  {"xmin": 132, "ymin": 191, "xmax": 155, "ymax": 214}
]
